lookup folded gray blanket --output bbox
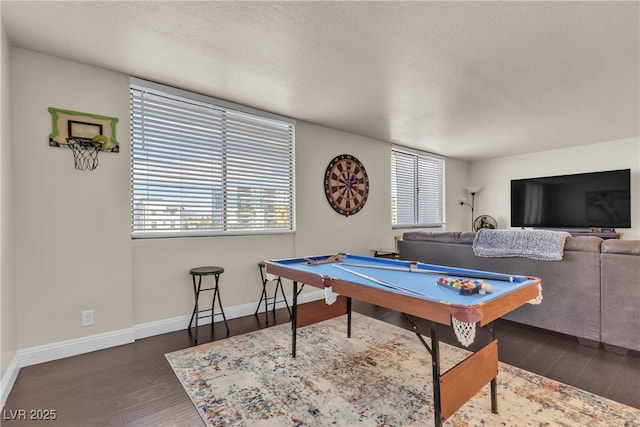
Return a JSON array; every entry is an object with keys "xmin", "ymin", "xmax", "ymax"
[{"xmin": 473, "ymin": 229, "xmax": 571, "ymax": 261}]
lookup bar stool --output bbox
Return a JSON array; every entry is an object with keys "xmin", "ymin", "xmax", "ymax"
[
  {"xmin": 188, "ymin": 266, "xmax": 230, "ymax": 344},
  {"xmin": 255, "ymin": 261, "xmax": 291, "ymax": 325}
]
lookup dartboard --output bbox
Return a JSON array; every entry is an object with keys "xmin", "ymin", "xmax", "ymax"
[{"xmin": 324, "ymin": 154, "xmax": 369, "ymax": 216}]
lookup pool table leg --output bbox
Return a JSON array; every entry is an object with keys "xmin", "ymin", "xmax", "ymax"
[
  {"xmin": 491, "ymin": 378, "xmax": 498, "ymax": 413},
  {"xmin": 347, "ymin": 297, "xmax": 352, "ymax": 338},
  {"xmin": 404, "ymin": 314, "xmax": 443, "ymax": 426},
  {"xmin": 430, "ymin": 322, "xmax": 443, "ymax": 427},
  {"xmin": 292, "ymin": 281, "xmax": 298, "ymax": 358},
  {"xmin": 489, "ymin": 322, "xmax": 498, "ymax": 413}
]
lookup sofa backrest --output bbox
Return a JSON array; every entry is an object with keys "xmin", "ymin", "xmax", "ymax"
[
  {"xmin": 400, "ymin": 231, "xmax": 601, "ymax": 272},
  {"xmin": 601, "ymin": 239, "xmax": 640, "ymax": 255}
]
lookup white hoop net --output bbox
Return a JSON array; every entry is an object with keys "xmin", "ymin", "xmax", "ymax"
[
  {"xmin": 324, "ymin": 286, "xmax": 337, "ymax": 305},
  {"xmin": 452, "ymin": 317, "xmax": 476, "ymax": 347},
  {"xmin": 528, "ymin": 285, "xmax": 543, "ymax": 305},
  {"xmin": 452, "ymin": 285, "xmax": 542, "ymax": 347},
  {"xmin": 66, "ymin": 139, "xmax": 103, "ymax": 171}
]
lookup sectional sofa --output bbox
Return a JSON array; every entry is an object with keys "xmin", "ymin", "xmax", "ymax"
[{"xmin": 398, "ymin": 231, "xmax": 640, "ymax": 355}]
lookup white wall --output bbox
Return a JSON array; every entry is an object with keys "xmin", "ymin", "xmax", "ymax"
[
  {"xmin": 444, "ymin": 157, "xmax": 472, "ymax": 232},
  {"xmin": 469, "ymin": 138, "xmax": 640, "ymax": 239},
  {"xmin": 1, "ymin": 14, "xmax": 17, "ymax": 380},
  {"xmin": 294, "ymin": 122, "xmax": 393, "ymax": 255},
  {"xmin": 12, "ymin": 49, "xmax": 132, "ymax": 348},
  {"xmin": 132, "ymin": 234, "xmax": 297, "ymax": 325}
]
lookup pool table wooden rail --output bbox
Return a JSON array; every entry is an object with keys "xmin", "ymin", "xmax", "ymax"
[{"xmin": 265, "ymin": 261, "xmax": 541, "ymax": 326}]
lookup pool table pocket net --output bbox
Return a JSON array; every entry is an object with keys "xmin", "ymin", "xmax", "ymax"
[
  {"xmin": 452, "ymin": 317, "xmax": 477, "ymax": 347},
  {"xmin": 452, "ymin": 283, "xmax": 542, "ymax": 347}
]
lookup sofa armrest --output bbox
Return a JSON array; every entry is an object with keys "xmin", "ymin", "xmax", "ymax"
[{"xmin": 600, "ymin": 240, "xmax": 640, "ymax": 353}]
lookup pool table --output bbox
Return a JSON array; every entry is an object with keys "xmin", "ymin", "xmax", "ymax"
[{"xmin": 265, "ymin": 254, "xmax": 542, "ymax": 426}]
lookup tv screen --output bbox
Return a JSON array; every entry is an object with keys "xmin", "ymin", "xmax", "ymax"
[{"xmin": 511, "ymin": 169, "xmax": 631, "ymax": 229}]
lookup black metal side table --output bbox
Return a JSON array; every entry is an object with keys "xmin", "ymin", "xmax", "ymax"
[{"xmin": 188, "ymin": 266, "xmax": 230, "ymax": 344}]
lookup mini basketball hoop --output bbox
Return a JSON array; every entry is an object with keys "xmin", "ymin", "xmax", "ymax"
[{"xmin": 66, "ymin": 138, "xmax": 103, "ymax": 171}]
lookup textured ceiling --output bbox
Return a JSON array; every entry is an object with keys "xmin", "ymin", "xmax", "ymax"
[{"xmin": 2, "ymin": 1, "xmax": 639, "ymax": 161}]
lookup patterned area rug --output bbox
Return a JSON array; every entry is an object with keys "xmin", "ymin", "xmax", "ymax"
[{"xmin": 166, "ymin": 313, "xmax": 639, "ymax": 426}]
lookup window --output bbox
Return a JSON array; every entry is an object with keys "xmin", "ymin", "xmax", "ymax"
[
  {"xmin": 391, "ymin": 145, "xmax": 445, "ymax": 228},
  {"xmin": 130, "ymin": 78, "xmax": 295, "ymax": 238}
]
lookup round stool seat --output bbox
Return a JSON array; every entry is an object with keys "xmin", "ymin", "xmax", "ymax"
[{"xmin": 190, "ymin": 266, "xmax": 224, "ymax": 276}]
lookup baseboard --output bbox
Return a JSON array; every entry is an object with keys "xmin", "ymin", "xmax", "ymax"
[
  {"xmin": 1, "ymin": 353, "xmax": 21, "ymax": 409},
  {"xmin": 1, "ymin": 327, "xmax": 135, "ymax": 409},
  {"xmin": 19, "ymin": 328, "xmax": 136, "ymax": 368},
  {"xmin": 2, "ymin": 289, "xmax": 325, "ymax": 407},
  {"xmin": 133, "ymin": 289, "xmax": 323, "ymax": 339}
]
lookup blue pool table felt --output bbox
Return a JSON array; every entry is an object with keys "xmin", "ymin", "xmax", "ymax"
[{"xmin": 271, "ymin": 254, "xmax": 536, "ymax": 307}]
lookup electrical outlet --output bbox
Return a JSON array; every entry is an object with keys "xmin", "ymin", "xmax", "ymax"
[{"xmin": 81, "ymin": 310, "xmax": 94, "ymax": 327}]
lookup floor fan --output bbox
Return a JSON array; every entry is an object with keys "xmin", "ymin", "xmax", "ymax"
[{"xmin": 474, "ymin": 215, "xmax": 497, "ymax": 231}]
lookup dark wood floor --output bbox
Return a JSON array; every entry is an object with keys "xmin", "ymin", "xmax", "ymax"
[{"xmin": 3, "ymin": 302, "xmax": 639, "ymax": 426}]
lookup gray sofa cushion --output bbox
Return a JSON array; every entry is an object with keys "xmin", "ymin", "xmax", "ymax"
[
  {"xmin": 403, "ymin": 231, "xmax": 602, "ymax": 252},
  {"xmin": 459, "ymin": 232, "xmax": 476, "ymax": 244},
  {"xmin": 565, "ymin": 236, "xmax": 603, "ymax": 252},
  {"xmin": 402, "ymin": 231, "xmax": 462, "ymax": 243}
]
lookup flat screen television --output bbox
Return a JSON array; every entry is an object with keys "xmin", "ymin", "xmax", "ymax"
[{"xmin": 510, "ymin": 169, "xmax": 631, "ymax": 229}]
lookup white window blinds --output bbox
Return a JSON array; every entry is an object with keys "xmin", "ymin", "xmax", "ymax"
[
  {"xmin": 130, "ymin": 78, "xmax": 295, "ymax": 238},
  {"xmin": 391, "ymin": 145, "xmax": 445, "ymax": 228}
]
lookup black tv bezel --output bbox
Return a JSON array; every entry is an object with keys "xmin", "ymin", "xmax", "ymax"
[{"xmin": 510, "ymin": 169, "xmax": 631, "ymax": 229}]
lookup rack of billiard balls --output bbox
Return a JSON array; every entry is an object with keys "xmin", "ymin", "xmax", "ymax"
[{"xmin": 437, "ymin": 277, "xmax": 493, "ymax": 295}]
